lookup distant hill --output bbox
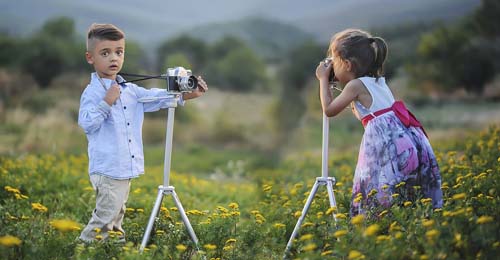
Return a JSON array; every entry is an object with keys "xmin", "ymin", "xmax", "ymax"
[
  {"xmin": 0, "ymin": 0, "xmax": 481, "ymax": 54},
  {"xmin": 186, "ymin": 18, "xmax": 313, "ymax": 60}
]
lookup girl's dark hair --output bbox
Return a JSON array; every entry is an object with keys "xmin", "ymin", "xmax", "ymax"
[
  {"xmin": 328, "ymin": 29, "xmax": 388, "ymax": 79},
  {"xmin": 86, "ymin": 23, "xmax": 125, "ymax": 51}
]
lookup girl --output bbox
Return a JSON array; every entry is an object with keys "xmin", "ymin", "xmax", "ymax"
[{"xmin": 316, "ymin": 29, "xmax": 443, "ymax": 216}]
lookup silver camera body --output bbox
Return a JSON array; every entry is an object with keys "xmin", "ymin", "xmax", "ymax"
[{"xmin": 165, "ymin": 67, "xmax": 198, "ymax": 93}]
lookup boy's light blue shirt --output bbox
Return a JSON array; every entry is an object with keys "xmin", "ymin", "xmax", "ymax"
[{"xmin": 78, "ymin": 72, "xmax": 184, "ymax": 179}]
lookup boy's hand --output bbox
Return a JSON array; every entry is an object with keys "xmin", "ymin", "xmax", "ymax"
[
  {"xmin": 183, "ymin": 76, "xmax": 208, "ymax": 100},
  {"xmin": 196, "ymin": 76, "xmax": 208, "ymax": 93},
  {"xmin": 104, "ymin": 83, "xmax": 120, "ymax": 106}
]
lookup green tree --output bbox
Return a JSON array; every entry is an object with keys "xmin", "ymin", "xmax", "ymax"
[
  {"xmin": 214, "ymin": 47, "xmax": 267, "ymax": 92},
  {"xmin": 163, "ymin": 52, "xmax": 191, "ymax": 69},
  {"xmin": 203, "ymin": 36, "xmax": 267, "ymax": 92},
  {"xmin": 280, "ymin": 41, "xmax": 325, "ymax": 90},
  {"xmin": 273, "ymin": 41, "xmax": 325, "ymax": 148},
  {"xmin": 156, "ymin": 35, "xmax": 207, "ymax": 71},
  {"xmin": 0, "ymin": 33, "xmax": 22, "ymax": 67},
  {"xmin": 120, "ymin": 40, "xmax": 147, "ymax": 74},
  {"xmin": 409, "ymin": 1, "xmax": 499, "ymax": 95},
  {"xmin": 20, "ymin": 17, "xmax": 83, "ymax": 88},
  {"xmin": 473, "ymin": 0, "xmax": 500, "ymax": 37}
]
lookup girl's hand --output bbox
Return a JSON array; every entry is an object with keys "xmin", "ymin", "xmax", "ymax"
[{"xmin": 316, "ymin": 58, "xmax": 332, "ymax": 82}]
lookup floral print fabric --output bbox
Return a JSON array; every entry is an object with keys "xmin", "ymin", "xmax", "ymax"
[{"xmin": 350, "ymin": 112, "xmax": 443, "ymax": 216}]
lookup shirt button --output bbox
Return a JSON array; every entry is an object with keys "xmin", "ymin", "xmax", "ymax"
[
  {"xmin": 127, "ymin": 122, "xmax": 130, "ymax": 126},
  {"xmin": 131, "ymin": 155, "xmax": 135, "ymax": 158},
  {"xmin": 123, "ymin": 106, "xmax": 127, "ymax": 109},
  {"xmin": 129, "ymin": 139, "xmax": 131, "ymax": 142}
]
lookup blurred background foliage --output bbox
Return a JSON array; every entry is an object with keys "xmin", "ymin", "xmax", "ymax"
[{"xmin": 0, "ymin": 0, "xmax": 499, "ymax": 162}]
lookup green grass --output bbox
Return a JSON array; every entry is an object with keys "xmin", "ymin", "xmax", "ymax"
[{"xmin": 1, "ymin": 125, "xmax": 499, "ymax": 259}]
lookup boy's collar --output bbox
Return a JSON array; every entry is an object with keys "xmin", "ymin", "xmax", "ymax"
[{"xmin": 91, "ymin": 72, "xmax": 128, "ymax": 88}]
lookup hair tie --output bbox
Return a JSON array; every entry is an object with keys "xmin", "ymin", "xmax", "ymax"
[{"xmin": 369, "ymin": 38, "xmax": 375, "ymax": 44}]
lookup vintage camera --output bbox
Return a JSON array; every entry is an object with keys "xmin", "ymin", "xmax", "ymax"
[
  {"xmin": 324, "ymin": 57, "xmax": 336, "ymax": 84},
  {"xmin": 165, "ymin": 67, "xmax": 198, "ymax": 92}
]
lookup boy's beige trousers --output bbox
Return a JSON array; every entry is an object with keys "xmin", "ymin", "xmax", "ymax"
[{"xmin": 79, "ymin": 174, "xmax": 131, "ymax": 242}]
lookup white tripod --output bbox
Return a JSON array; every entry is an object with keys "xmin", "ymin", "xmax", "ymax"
[
  {"xmin": 139, "ymin": 94, "xmax": 201, "ymax": 254},
  {"xmin": 283, "ymin": 113, "xmax": 338, "ymax": 259}
]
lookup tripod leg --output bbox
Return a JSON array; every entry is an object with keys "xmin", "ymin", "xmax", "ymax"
[
  {"xmin": 140, "ymin": 188, "xmax": 165, "ymax": 252},
  {"xmin": 171, "ymin": 189, "xmax": 199, "ymax": 246},
  {"xmin": 326, "ymin": 179, "xmax": 338, "ymax": 223},
  {"xmin": 283, "ymin": 180, "xmax": 320, "ymax": 259}
]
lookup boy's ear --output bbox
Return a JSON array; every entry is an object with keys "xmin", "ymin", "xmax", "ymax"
[{"xmin": 85, "ymin": 51, "xmax": 94, "ymax": 65}]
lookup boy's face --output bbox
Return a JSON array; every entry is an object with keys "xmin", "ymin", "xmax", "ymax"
[{"xmin": 86, "ymin": 39, "xmax": 125, "ymax": 80}]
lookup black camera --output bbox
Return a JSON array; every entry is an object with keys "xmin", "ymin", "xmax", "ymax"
[
  {"xmin": 324, "ymin": 57, "xmax": 336, "ymax": 84},
  {"xmin": 165, "ymin": 67, "xmax": 198, "ymax": 93}
]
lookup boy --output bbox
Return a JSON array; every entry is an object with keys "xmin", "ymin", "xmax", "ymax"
[{"xmin": 78, "ymin": 23, "xmax": 207, "ymax": 242}]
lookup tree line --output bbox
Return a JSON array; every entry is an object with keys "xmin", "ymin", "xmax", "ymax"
[{"xmin": 0, "ymin": 0, "xmax": 498, "ymax": 95}]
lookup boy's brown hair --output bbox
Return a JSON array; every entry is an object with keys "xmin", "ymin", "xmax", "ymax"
[{"xmin": 86, "ymin": 23, "xmax": 125, "ymax": 51}]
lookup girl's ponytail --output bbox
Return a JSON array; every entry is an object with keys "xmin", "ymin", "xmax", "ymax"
[{"xmin": 370, "ymin": 37, "xmax": 388, "ymax": 78}]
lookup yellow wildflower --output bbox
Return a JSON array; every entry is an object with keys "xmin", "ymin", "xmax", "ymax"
[
  {"xmin": 378, "ymin": 210, "xmax": 389, "ymax": 218},
  {"xmin": 274, "ymin": 223, "xmax": 286, "ymax": 228},
  {"xmin": 321, "ymin": 250, "xmax": 333, "ymax": 256},
  {"xmin": 348, "ymin": 250, "xmax": 365, "ymax": 259},
  {"xmin": 368, "ymin": 189, "xmax": 378, "ymax": 197},
  {"xmin": 422, "ymin": 219, "xmax": 434, "ymax": 228},
  {"xmin": 225, "ymin": 238, "xmax": 236, "ymax": 244},
  {"xmin": 50, "ymin": 219, "xmax": 81, "ymax": 232},
  {"xmin": 351, "ymin": 215, "xmax": 364, "ymax": 225},
  {"xmin": 0, "ymin": 235, "xmax": 22, "ymax": 247},
  {"xmin": 334, "ymin": 230, "xmax": 348, "ymax": 238},
  {"xmin": 294, "ymin": 211, "xmax": 302, "ymax": 218},
  {"xmin": 425, "ymin": 229, "xmax": 440, "ymax": 239},
  {"xmin": 303, "ymin": 243, "xmax": 317, "ymax": 251},
  {"xmin": 403, "ymin": 201, "xmax": 412, "ymax": 207},
  {"xmin": 395, "ymin": 181, "xmax": 406, "ymax": 188},
  {"xmin": 299, "ymin": 233, "xmax": 314, "ymax": 241},
  {"xmin": 389, "ymin": 221, "xmax": 401, "ymax": 232},
  {"xmin": 176, "ymin": 244, "xmax": 187, "ymax": 251},
  {"xmin": 335, "ymin": 213, "xmax": 347, "ymax": 219},
  {"xmin": 376, "ymin": 235, "xmax": 390, "ymax": 243},
  {"xmin": 31, "ymin": 202, "xmax": 48, "ymax": 212},
  {"xmin": 325, "ymin": 207, "xmax": 336, "ymax": 215},
  {"xmin": 204, "ymin": 244, "xmax": 217, "ymax": 250},
  {"xmin": 477, "ymin": 216, "xmax": 493, "ymax": 224},
  {"xmin": 301, "ymin": 222, "xmax": 314, "ymax": 228},
  {"xmin": 228, "ymin": 202, "xmax": 239, "ymax": 209},
  {"xmin": 420, "ymin": 198, "xmax": 432, "ymax": 204},
  {"xmin": 363, "ymin": 224, "xmax": 380, "ymax": 237},
  {"xmin": 452, "ymin": 193, "xmax": 466, "ymax": 200},
  {"xmin": 4, "ymin": 186, "xmax": 21, "ymax": 194}
]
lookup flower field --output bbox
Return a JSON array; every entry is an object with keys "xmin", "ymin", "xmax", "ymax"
[{"xmin": 1, "ymin": 126, "xmax": 499, "ymax": 260}]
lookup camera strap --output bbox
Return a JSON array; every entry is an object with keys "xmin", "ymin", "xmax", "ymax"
[{"xmin": 119, "ymin": 73, "xmax": 166, "ymax": 83}]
